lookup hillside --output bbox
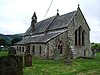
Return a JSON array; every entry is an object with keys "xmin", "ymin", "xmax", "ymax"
[{"xmin": 0, "ymin": 33, "xmax": 23, "ymax": 44}]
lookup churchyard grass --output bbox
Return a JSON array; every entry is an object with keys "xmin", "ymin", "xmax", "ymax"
[
  {"xmin": 24, "ymin": 52, "xmax": 100, "ymax": 75},
  {"xmin": 0, "ymin": 50, "xmax": 8, "ymax": 57},
  {"xmin": 0, "ymin": 51, "xmax": 100, "ymax": 75}
]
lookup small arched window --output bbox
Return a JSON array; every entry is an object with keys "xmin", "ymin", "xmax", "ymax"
[
  {"xmin": 32, "ymin": 45, "xmax": 35, "ymax": 55},
  {"xmin": 17, "ymin": 46, "xmax": 18, "ymax": 51},
  {"xmin": 75, "ymin": 29, "xmax": 78, "ymax": 45},
  {"xmin": 19, "ymin": 47, "xmax": 21, "ymax": 51},
  {"xmin": 39, "ymin": 46, "xmax": 41, "ymax": 54},
  {"xmin": 82, "ymin": 30, "xmax": 85, "ymax": 45},
  {"xmin": 22, "ymin": 47, "xmax": 24, "ymax": 52},
  {"xmin": 26, "ymin": 44, "xmax": 30, "ymax": 53},
  {"xmin": 79, "ymin": 26, "xmax": 82, "ymax": 45},
  {"xmin": 58, "ymin": 41, "xmax": 63, "ymax": 54}
]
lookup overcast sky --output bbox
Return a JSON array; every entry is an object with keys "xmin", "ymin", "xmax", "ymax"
[{"xmin": 0, "ymin": 0, "xmax": 100, "ymax": 43}]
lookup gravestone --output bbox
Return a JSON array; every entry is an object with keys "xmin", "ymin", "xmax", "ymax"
[
  {"xmin": 64, "ymin": 43, "xmax": 72, "ymax": 65},
  {"xmin": 8, "ymin": 47, "xmax": 16, "ymax": 55},
  {"xmin": 70, "ymin": 46, "xmax": 76, "ymax": 58},
  {"xmin": 54, "ymin": 48, "xmax": 60, "ymax": 60},
  {"xmin": 0, "ymin": 55, "xmax": 23, "ymax": 75},
  {"xmin": 24, "ymin": 53, "xmax": 32, "ymax": 67},
  {"xmin": 92, "ymin": 49, "xmax": 96, "ymax": 58}
]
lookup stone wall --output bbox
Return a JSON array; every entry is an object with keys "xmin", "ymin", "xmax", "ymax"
[
  {"xmin": 47, "ymin": 31, "xmax": 68, "ymax": 59},
  {"xmin": 15, "ymin": 45, "xmax": 26, "ymax": 56},
  {"xmin": 30, "ymin": 44, "xmax": 48, "ymax": 59},
  {"xmin": 68, "ymin": 9, "xmax": 91, "ymax": 57}
]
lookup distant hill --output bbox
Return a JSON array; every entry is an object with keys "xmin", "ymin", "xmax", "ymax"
[{"xmin": 0, "ymin": 33, "xmax": 23, "ymax": 45}]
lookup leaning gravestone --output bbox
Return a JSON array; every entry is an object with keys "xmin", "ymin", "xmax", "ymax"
[
  {"xmin": 54, "ymin": 48, "xmax": 60, "ymax": 60},
  {"xmin": 8, "ymin": 47, "xmax": 16, "ymax": 55},
  {"xmin": 0, "ymin": 55, "xmax": 23, "ymax": 75},
  {"xmin": 64, "ymin": 43, "xmax": 72, "ymax": 65},
  {"xmin": 24, "ymin": 53, "xmax": 32, "ymax": 67}
]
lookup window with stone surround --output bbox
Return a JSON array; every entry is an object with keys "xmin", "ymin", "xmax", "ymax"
[
  {"xmin": 17, "ymin": 46, "xmax": 18, "ymax": 51},
  {"xmin": 58, "ymin": 41, "xmax": 63, "ymax": 54},
  {"xmin": 32, "ymin": 45, "xmax": 35, "ymax": 55},
  {"xmin": 82, "ymin": 30, "xmax": 85, "ymax": 45},
  {"xmin": 39, "ymin": 45, "xmax": 41, "ymax": 54},
  {"xmin": 75, "ymin": 29, "xmax": 78, "ymax": 45},
  {"xmin": 75, "ymin": 26, "xmax": 85, "ymax": 46},
  {"xmin": 19, "ymin": 47, "xmax": 21, "ymax": 51},
  {"xmin": 22, "ymin": 47, "xmax": 24, "ymax": 52},
  {"xmin": 79, "ymin": 26, "xmax": 82, "ymax": 45}
]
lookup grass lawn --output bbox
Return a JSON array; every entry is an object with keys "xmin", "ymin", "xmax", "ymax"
[
  {"xmin": 0, "ymin": 51, "xmax": 100, "ymax": 75},
  {"xmin": 0, "ymin": 50, "xmax": 8, "ymax": 57},
  {"xmin": 24, "ymin": 52, "xmax": 100, "ymax": 75}
]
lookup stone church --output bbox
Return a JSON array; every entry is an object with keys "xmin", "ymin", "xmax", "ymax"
[{"xmin": 15, "ymin": 6, "xmax": 91, "ymax": 59}]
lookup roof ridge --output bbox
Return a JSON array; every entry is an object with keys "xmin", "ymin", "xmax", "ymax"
[
  {"xmin": 60, "ymin": 10, "xmax": 77, "ymax": 17},
  {"xmin": 66, "ymin": 10, "xmax": 77, "ymax": 27},
  {"xmin": 44, "ymin": 15, "xmax": 58, "ymax": 32}
]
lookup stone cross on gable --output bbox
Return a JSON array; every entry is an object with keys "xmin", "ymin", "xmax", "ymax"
[{"xmin": 57, "ymin": 9, "xmax": 59, "ymax": 15}]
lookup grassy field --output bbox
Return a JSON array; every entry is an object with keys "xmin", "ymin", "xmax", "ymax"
[
  {"xmin": 24, "ymin": 53, "xmax": 100, "ymax": 75},
  {"xmin": 0, "ymin": 51, "xmax": 100, "ymax": 75},
  {"xmin": 0, "ymin": 50, "xmax": 8, "ymax": 57}
]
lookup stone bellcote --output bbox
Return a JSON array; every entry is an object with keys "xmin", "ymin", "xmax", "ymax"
[
  {"xmin": 31, "ymin": 12, "xmax": 37, "ymax": 31},
  {"xmin": 31, "ymin": 12, "xmax": 37, "ymax": 23}
]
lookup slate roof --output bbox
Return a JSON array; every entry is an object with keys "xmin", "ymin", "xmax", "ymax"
[
  {"xmin": 16, "ymin": 30, "xmax": 67, "ymax": 45},
  {"xmin": 24, "ymin": 16, "xmax": 55, "ymax": 36},
  {"xmin": 16, "ymin": 10, "xmax": 76, "ymax": 45},
  {"xmin": 24, "ymin": 10, "xmax": 76, "ymax": 36}
]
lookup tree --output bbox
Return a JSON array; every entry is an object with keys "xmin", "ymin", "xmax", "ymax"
[
  {"xmin": 0, "ymin": 39, "xmax": 8, "ymax": 46},
  {"xmin": 11, "ymin": 38, "xmax": 22, "ymax": 45},
  {"xmin": 91, "ymin": 43, "xmax": 100, "ymax": 52},
  {"xmin": 98, "ymin": 44, "xmax": 100, "ymax": 52}
]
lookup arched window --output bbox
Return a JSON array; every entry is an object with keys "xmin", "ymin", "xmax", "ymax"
[
  {"xmin": 58, "ymin": 41, "xmax": 63, "ymax": 54},
  {"xmin": 39, "ymin": 46, "xmax": 41, "ymax": 54},
  {"xmin": 84, "ymin": 50, "xmax": 86, "ymax": 56},
  {"xmin": 82, "ymin": 30, "xmax": 85, "ymax": 45},
  {"xmin": 75, "ymin": 29, "xmax": 77, "ymax": 45},
  {"xmin": 17, "ymin": 46, "xmax": 18, "ymax": 51},
  {"xmin": 22, "ymin": 47, "xmax": 24, "ymax": 52},
  {"xmin": 19, "ymin": 47, "xmax": 21, "ymax": 51},
  {"xmin": 79, "ymin": 26, "xmax": 82, "ymax": 45},
  {"xmin": 32, "ymin": 45, "xmax": 35, "ymax": 55},
  {"xmin": 26, "ymin": 44, "xmax": 30, "ymax": 53},
  {"xmin": 75, "ymin": 26, "xmax": 85, "ymax": 46}
]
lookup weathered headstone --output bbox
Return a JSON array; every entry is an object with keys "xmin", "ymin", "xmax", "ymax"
[
  {"xmin": 70, "ymin": 50, "xmax": 73, "ymax": 59},
  {"xmin": 24, "ymin": 53, "xmax": 32, "ymax": 67},
  {"xmin": 54, "ymin": 48, "xmax": 60, "ymax": 60},
  {"xmin": 70, "ymin": 46, "xmax": 77, "ymax": 58},
  {"xmin": 64, "ymin": 42, "xmax": 72, "ymax": 65},
  {"xmin": 8, "ymin": 47, "xmax": 16, "ymax": 55},
  {"xmin": 92, "ymin": 49, "xmax": 96, "ymax": 58},
  {"xmin": 0, "ymin": 56, "xmax": 23, "ymax": 75}
]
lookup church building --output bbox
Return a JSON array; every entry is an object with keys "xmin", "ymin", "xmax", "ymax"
[{"xmin": 15, "ymin": 6, "xmax": 91, "ymax": 59}]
